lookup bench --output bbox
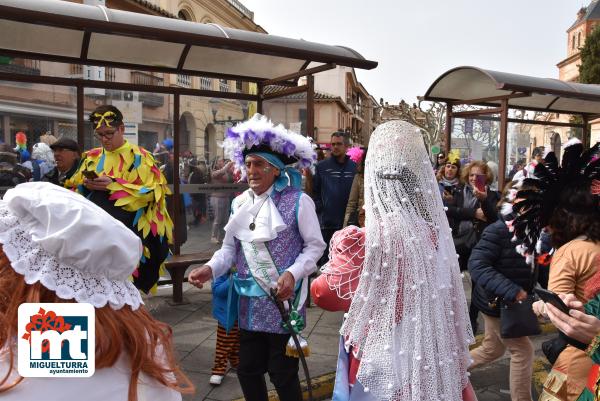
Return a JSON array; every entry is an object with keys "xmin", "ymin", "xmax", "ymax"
[{"xmin": 161, "ymin": 251, "xmax": 212, "ymax": 304}]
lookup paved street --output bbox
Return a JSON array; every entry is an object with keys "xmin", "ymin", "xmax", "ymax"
[{"xmin": 147, "ymin": 222, "xmax": 556, "ymax": 401}]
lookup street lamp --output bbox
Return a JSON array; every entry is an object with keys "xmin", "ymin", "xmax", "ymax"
[{"xmin": 209, "ymin": 98, "xmax": 249, "ymax": 125}]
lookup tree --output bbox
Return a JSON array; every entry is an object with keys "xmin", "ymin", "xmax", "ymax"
[
  {"xmin": 578, "ymin": 25, "xmax": 600, "ymax": 84},
  {"xmin": 380, "ymin": 99, "xmax": 446, "ymax": 155}
]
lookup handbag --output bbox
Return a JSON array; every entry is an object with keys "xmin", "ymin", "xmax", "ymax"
[
  {"xmin": 453, "ymin": 228, "xmax": 478, "ymax": 255},
  {"xmin": 499, "ymin": 294, "xmax": 541, "ymax": 338},
  {"xmin": 500, "ymin": 261, "xmax": 541, "ymax": 338}
]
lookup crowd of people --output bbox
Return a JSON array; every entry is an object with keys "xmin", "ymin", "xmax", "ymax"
[{"xmin": 0, "ymin": 105, "xmax": 599, "ymax": 401}]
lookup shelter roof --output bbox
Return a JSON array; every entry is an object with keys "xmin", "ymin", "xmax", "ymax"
[
  {"xmin": 0, "ymin": 0, "xmax": 377, "ymax": 82},
  {"xmin": 424, "ymin": 66, "xmax": 600, "ymax": 115}
]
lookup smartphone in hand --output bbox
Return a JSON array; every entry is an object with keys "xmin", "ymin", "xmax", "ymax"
[
  {"xmin": 474, "ymin": 174, "xmax": 487, "ymax": 192},
  {"xmin": 534, "ymin": 288, "xmax": 570, "ymax": 314},
  {"xmin": 82, "ymin": 170, "xmax": 99, "ymax": 180}
]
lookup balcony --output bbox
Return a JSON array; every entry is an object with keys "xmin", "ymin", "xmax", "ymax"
[
  {"xmin": 0, "ymin": 58, "xmax": 40, "ymax": 76},
  {"xmin": 200, "ymin": 77, "xmax": 213, "ymax": 91},
  {"xmin": 219, "ymin": 79, "xmax": 230, "ymax": 92},
  {"xmin": 131, "ymin": 71, "xmax": 164, "ymax": 87},
  {"xmin": 139, "ymin": 92, "xmax": 164, "ymax": 108},
  {"xmin": 131, "ymin": 72, "xmax": 165, "ymax": 107},
  {"xmin": 177, "ymin": 74, "xmax": 192, "ymax": 88},
  {"xmin": 227, "ymin": 0, "xmax": 254, "ymax": 19}
]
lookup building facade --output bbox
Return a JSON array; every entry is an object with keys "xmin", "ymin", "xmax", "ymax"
[
  {"xmin": 526, "ymin": 0, "xmax": 600, "ymax": 165},
  {"xmin": 0, "ymin": 0, "xmax": 264, "ymax": 164},
  {"xmin": 292, "ymin": 66, "xmax": 378, "ymax": 147}
]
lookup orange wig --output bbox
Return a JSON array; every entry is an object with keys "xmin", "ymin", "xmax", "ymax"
[{"xmin": 0, "ymin": 247, "xmax": 194, "ymax": 400}]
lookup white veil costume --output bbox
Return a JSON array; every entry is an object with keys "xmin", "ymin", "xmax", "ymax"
[{"xmin": 340, "ymin": 121, "xmax": 474, "ymax": 401}]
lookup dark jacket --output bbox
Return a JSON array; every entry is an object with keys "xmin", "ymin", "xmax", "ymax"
[
  {"xmin": 313, "ymin": 155, "xmax": 356, "ymax": 229},
  {"xmin": 468, "ymin": 219, "xmax": 535, "ymax": 317},
  {"xmin": 445, "ymin": 184, "xmax": 499, "ymax": 236},
  {"xmin": 42, "ymin": 160, "xmax": 80, "ymax": 187}
]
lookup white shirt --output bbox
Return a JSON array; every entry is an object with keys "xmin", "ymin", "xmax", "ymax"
[
  {"xmin": 207, "ymin": 186, "xmax": 326, "ymax": 283},
  {"xmin": 0, "ymin": 349, "xmax": 181, "ymax": 401}
]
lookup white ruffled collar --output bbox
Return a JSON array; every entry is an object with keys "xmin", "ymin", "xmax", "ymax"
[{"xmin": 224, "ymin": 186, "xmax": 287, "ymax": 243}]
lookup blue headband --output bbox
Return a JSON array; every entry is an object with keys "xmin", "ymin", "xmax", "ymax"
[{"xmin": 248, "ymin": 152, "xmax": 302, "ymax": 192}]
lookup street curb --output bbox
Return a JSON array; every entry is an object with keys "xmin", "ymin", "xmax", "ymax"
[
  {"xmin": 232, "ymin": 323, "xmax": 557, "ymax": 401},
  {"xmin": 232, "ymin": 372, "xmax": 337, "ymax": 401},
  {"xmin": 532, "ymin": 357, "xmax": 552, "ymax": 396}
]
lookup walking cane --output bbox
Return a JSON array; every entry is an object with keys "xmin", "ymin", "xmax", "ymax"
[{"xmin": 269, "ymin": 288, "xmax": 314, "ymax": 401}]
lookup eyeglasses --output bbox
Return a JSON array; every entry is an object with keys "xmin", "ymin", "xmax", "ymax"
[
  {"xmin": 94, "ymin": 130, "xmax": 116, "ymax": 140},
  {"xmin": 438, "ymin": 155, "xmax": 445, "ymax": 159}
]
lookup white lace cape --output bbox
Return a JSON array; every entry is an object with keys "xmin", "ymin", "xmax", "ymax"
[{"xmin": 339, "ymin": 120, "xmax": 474, "ymax": 401}]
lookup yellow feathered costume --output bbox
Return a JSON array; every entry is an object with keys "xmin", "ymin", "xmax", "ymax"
[{"xmin": 66, "ymin": 141, "xmax": 173, "ymax": 293}]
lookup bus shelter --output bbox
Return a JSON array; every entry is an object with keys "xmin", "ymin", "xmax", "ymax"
[
  {"xmin": 424, "ymin": 66, "xmax": 600, "ymax": 190},
  {"xmin": 0, "ymin": 0, "xmax": 377, "ymax": 256}
]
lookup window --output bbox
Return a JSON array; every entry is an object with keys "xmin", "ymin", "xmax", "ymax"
[
  {"xmin": 578, "ymin": 32, "xmax": 582, "ymax": 48},
  {"xmin": 178, "ymin": 9, "xmax": 193, "ymax": 21},
  {"xmin": 572, "ymin": 34, "xmax": 576, "ymax": 50},
  {"xmin": 235, "ymin": 80, "xmax": 243, "ymax": 93},
  {"xmin": 299, "ymin": 109, "xmax": 307, "ymax": 135}
]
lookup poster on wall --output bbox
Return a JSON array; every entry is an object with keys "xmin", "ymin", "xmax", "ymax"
[
  {"xmin": 124, "ymin": 123, "xmax": 138, "ymax": 145},
  {"xmin": 112, "ymin": 100, "xmax": 142, "ymax": 124}
]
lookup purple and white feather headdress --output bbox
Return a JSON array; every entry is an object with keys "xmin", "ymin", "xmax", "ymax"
[{"xmin": 222, "ymin": 114, "xmax": 317, "ymax": 179}]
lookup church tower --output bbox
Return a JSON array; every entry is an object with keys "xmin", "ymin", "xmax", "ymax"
[{"xmin": 557, "ymin": 0, "xmax": 600, "ymax": 81}]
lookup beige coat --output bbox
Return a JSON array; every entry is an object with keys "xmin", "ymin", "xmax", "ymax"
[
  {"xmin": 542, "ymin": 238, "xmax": 600, "ymax": 401},
  {"xmin": 343, "ymin": 172, "xmax": 364, "ymax": 227}
]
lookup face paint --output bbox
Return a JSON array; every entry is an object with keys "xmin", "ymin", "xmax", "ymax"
[{"xmin": 92, "ymin": 111, "xmax": 118, "ymax": 129}]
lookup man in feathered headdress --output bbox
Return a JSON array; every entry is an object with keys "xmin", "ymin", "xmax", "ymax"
[
  {"xmin": 188, "ymin": 114, "xmax": 326, "ymax": 401},
  {"xmin": 65, "ymin": 104, "xmax": 173, "ymax": 293}
]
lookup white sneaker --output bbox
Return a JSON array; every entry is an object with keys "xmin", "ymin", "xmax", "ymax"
[{"xmin": 209, "ymin": 374, "xmax": 224, "ymax": 385}]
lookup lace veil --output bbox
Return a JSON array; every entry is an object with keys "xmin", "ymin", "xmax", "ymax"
[{"xmin": 340, "ymin": 120, "xmax": 473, "ymax": 400}]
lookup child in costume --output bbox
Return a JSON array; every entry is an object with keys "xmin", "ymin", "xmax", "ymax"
[{"xmin": 209, "ymin": 270, "xmax": 240, "ymax": 386}]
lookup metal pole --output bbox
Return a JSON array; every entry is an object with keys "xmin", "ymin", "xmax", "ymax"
[
  {"xmin": 173, "ymin": 94, "xmax": 181, "ymax": 256},
  {"xmin": 307, "ymin": 75, "xmax": 315, "ymax": 139},
  {"xmin": 257, "ymin": 82, "xmax": 264, "ymax": 114},
  {"xmin": 77, "ymin": 85, "xmax": 84, "ymax": 148},
  {"xmin": 444, "ymin": 103, "xmax": 452, "ymax": 155},
  {"xmin": 498, "ymin": 100, "xmax": 508, "ymax": 190},
  {"xmin": 582, "ymin": 114, "xmax": 589, "ymax": 149}
]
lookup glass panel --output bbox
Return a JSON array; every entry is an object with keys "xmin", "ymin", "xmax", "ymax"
[
  {"xmin": 451, "ymin": 117, "xmax": 501, "ymax": 191},
  {"xmin": 178, "ymin": 95, "xmax": 251, "ymax": 254},
  {"xmin": 0, "ymin": 80, "xmax": 76, "ymax": 147},
  {"xmin": 0, "ymin": 20, "xmax": 83, "ymax": 57},
  {"xmin": 83, "ymin": 89, "xmax": 171, "ymax": 153},
  {"xmin": 263, "ymin": 91, "xmax": 308, "ymax": 136},
  {"xmin": 506, "ymin": 112, "xmax": 580, "ymax": 183},
  {"xmin": 88, "ymin": 33, "xmax": 184, "ymax": 68}
]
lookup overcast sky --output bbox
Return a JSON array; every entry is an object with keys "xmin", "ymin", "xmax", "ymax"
[{"xmin": 243, "ymin": 0, "xmax": 581, "ymax": 105}]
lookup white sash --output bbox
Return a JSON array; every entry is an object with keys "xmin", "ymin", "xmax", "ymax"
[{"xmin": 240, "ymin": 240, "xmax": 308, "ymax": 310}]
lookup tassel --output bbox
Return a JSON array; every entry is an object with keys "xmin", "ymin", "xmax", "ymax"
[{"xmin": 285, "ymin": 335, "xmax": 310, "ymax": 358}]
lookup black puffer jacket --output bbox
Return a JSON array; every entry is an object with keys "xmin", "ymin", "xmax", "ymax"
[{"xmin": 468, "ymin": 218, "xmax": 534, "ymax": 317}]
